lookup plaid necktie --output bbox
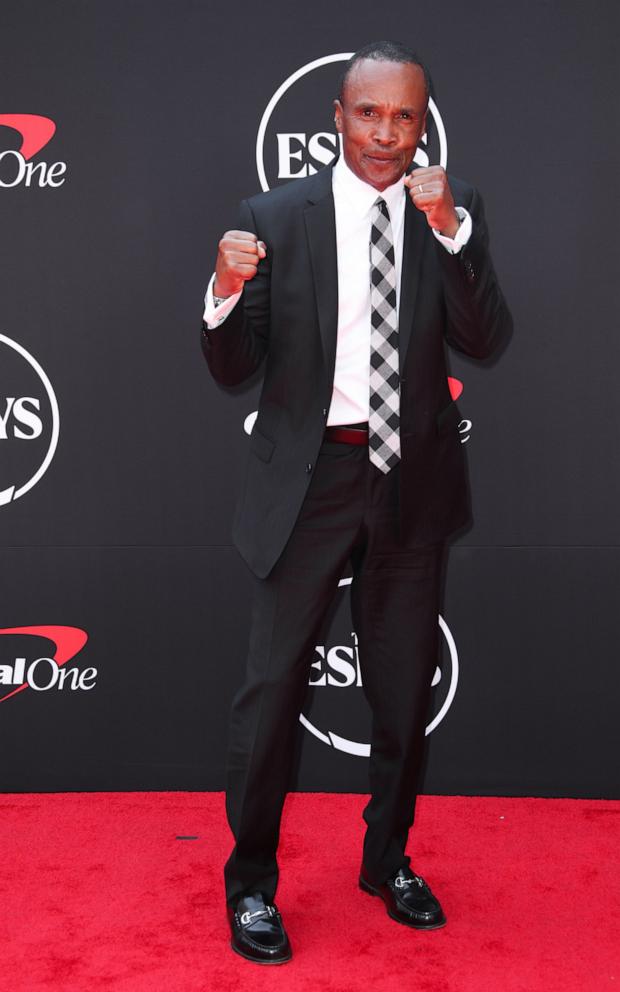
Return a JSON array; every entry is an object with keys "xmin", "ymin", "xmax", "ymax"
[{"xmin": 369, "ymin": 196, "xmax": 400, "ymax": 473}]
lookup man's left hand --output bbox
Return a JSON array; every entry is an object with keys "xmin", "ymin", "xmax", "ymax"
[{"xmin": 405, "ymin": 167, "xmax": 459, "ymax": 237}]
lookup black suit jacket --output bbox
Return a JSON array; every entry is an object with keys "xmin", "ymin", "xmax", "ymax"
[{"xmin": 202, "ymin": 163, "xmax": 512, "ymax": 578}]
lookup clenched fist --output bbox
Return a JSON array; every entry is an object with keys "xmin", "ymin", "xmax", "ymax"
[
  {"xmin": 214, "ymin": 230, "xmax": 267, "ymax": 298},
  {"xmin": 404, "ymin": 167, "xmax": 460, "ymax": 238}
]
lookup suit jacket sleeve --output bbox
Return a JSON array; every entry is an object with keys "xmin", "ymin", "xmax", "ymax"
[
  {"xmin": 438, "ymin": 184, "xmax": 512, "ymax": 360},
  {"xmin": 201, "ymin": 199, "xmax": 271, "ymax": 386}
]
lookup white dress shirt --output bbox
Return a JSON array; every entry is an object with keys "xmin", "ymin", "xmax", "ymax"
[{"xmin": 203, "ymin": 157, "xmax": 471, "ymax": 425}]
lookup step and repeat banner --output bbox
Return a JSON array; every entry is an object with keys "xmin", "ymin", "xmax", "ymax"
[{"xmin": 1, "ymin": 1, "xmax": 618, "ymax": 796}]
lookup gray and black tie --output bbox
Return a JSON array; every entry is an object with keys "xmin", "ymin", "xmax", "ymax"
[{"xmin": 369, "ymin": 196, "xmax": 400, "ymax": 473}]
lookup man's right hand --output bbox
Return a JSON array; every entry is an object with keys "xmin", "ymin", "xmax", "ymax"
[{"xmin": 213, "ymin": 230, "xmax": 267, "ymax": 298}]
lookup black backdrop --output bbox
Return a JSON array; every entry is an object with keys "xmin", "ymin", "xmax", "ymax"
[{"xmin": 1, "ymin": 0, "xmax": 618, "ymax": 797}]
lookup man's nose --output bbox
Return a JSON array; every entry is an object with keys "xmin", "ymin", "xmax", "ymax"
[{"xmin": 373, "ymin": 119, "xmax": 397, "ymax": 144}]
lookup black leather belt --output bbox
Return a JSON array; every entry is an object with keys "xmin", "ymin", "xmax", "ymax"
[{"xmin": 324, "ymin": 423, "xmax": 369, "ymax": 445}]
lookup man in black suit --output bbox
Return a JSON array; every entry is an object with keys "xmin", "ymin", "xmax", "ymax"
[{"xmin": 202, "ymin": 40, "xmax": 512, "ymax": 964}]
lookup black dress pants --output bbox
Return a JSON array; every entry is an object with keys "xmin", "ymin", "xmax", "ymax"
[{"xmin": 223, "ymin": 435, "xmax": 445, "ymax": 908}]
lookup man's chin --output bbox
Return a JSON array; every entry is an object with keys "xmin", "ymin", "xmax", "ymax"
[{"xmin": 359, "ymin": 156, "xmax": 404, "ymax": 190}]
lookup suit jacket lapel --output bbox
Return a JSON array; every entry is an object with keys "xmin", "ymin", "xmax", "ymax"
[
  {"xmin": 302, "ymin": 163, "xmax": 428, "ymax": 381},
  {"xmin": 398, "ymin": 191, "xmax": 428, "ymax": 367},
  {"xmin": 303, "ymin": 166, "xmax": 338, "ymax": 381}
]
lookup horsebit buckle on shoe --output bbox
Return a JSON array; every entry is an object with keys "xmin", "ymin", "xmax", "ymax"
[
  {"xmin": 239, "ymin": 906, "xmax": 276, "ymax": 926},
  {"xmin": 395, "ymin": 875, "xmax": 425, "ymax": 889}
]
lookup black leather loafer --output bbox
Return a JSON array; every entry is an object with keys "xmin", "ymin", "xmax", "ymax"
[
  {"xmin": 227, "ymin": 892, "xmax": 292, "ymax": 964},
  {"xmin": 359, "ymin": 865, "xmax": 447, "ymax": 930}
]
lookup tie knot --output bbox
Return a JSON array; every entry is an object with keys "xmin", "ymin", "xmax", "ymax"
[{"xmin": 373, "ymin": 196, "xmax": 390, "ymax": 220}]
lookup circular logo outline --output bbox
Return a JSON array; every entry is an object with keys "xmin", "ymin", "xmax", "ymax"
[
  {"xmin": 0, "ymin": 333, "xmax": 60, "ymax": 505},
  {"xmin": 256, "ymin": 51, "xmax": 448, "ymax": 193}
]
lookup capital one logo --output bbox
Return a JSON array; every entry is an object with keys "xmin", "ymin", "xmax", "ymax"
[
  {"xmin": 0, "ymin": 626, "xmax": 93, "ymax": 702},
  {"xmin": 447, "ymin": 377, "xmax": 472, "ymax": 443},
  {"xmin": 256, "ymin": 52, "xmax": 448, "ymax": 192},
  {"xmin": 0, "ymin": 334, "xmax": 60, "ymax": 506},
  {"xmin": 299, "ymin": 577, "xmax": 459, "ymax": 756},
  {"xmin": 0, "ymin": 114, "xmax": 67, "ymax": 188}
]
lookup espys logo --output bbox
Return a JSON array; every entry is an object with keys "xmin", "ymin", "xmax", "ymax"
[
  {"xmin": 0, "ymin": 114, "xmax": 67, "ymax": 188},
  {"xmin": 299, "ymin": 576, "xmax": 458, "ymax": 756},
  {"xmin": 0, "ymin": 334, "xmax": 60, "ymax": 506},
  {"xmin": 256, "ymin": 52, "xmax": 448, "ymax": 192},
  {"xmin": 0, "ymin": 626, "xmax": 93, "ymax": 703}
]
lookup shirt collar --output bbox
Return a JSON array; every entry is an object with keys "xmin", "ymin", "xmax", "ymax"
[{"xmin": 332, "ymin": 154, "xmax": 406, "ymax": 217}]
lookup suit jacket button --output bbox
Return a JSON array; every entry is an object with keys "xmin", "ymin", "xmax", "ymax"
[
  {"xmin": 306, "ymin": 462, "xmax": 313, "ymax": 473},
  {"xmin": 322, "ymin": 408, "xmax": 328, "ymax": 418}
]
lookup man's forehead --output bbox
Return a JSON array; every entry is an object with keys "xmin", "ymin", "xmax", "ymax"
[{"xmin": 342, "ymin": 59, "xmax": 427, "ymax": 105}]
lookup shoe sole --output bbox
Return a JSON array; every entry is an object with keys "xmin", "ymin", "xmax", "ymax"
[
  {"xmin": 359, "ymin": 875, "xmax": 447, "ymax": 930},
  {"xmin": 230, "ymin": 940, "xmax": 292, "ymax": 965}
]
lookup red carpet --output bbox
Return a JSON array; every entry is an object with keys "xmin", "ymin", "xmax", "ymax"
[{"xmin": 1, "ymin": 792, "xmax": 618, "ymax": 991}]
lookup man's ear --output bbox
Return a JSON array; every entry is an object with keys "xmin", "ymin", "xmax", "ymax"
[
  {"xmin": 421, "ymin": 109, "xmax": 428, "ymax": 139},
  {"xmin": 333, "ymin": 98, "xmax": 343, "ymax": 133}
]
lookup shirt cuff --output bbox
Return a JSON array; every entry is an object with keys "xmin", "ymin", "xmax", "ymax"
[
  {"xmin": 432, "ymin": 206, "xmax": 472, "ymax": 254},
  {"xmin": 203, "ymin": 273, "xmax": 242, "ymax": 328}
]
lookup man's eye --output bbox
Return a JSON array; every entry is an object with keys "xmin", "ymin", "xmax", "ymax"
[{"xmin": 361, "ymin": 108, "xmax": 376, "ymax": 117}]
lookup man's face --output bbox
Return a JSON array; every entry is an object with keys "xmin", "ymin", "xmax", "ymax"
[{"xmin": 334, "ymin": 59, "xmax": 428, "ymax": 191}]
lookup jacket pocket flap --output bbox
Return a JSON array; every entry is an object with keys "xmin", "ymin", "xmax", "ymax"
[
  {"xmin": 436, "ymin": 400, "xmax": 461, "ymax": 435},
  {"xmin": 250, "ymin": 426, "xmax": 275, "ymax": 463}
]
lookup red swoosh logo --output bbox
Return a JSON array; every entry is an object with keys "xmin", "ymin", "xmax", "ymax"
[
  {"xmin": 0, "ymin": 626, "xmax": 88, "ymax": 702},
  {"xmin": 0, "ymin": 114, "xmax": 56, "ymax": 160},
  {"xmin": 447, "ymin": 377, "xmax": 463, "ymax": 401}
]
